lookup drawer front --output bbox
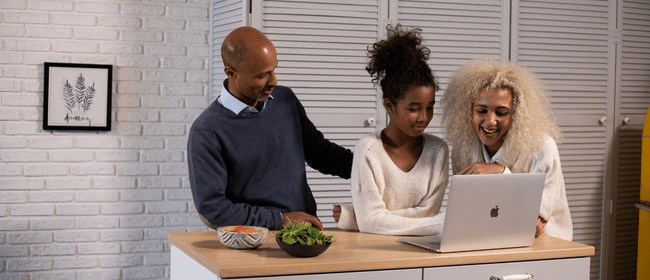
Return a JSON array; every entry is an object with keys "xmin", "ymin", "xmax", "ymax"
[
  {"xmin": 424, "ymin": 257, "xmax": 590, "ymax": 280},
  {"xmin": 241, "ymin": 268, "xmax": 422, "ymax": 280}
]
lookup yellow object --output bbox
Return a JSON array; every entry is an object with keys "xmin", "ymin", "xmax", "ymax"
[{"xmin": 640, "ymin": 107, "xmax": 650, "ymax": 280}]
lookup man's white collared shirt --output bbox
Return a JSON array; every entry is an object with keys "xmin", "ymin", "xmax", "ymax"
[{"xmin": 219, "ymin": 83, "xmax": 272, "ymax": 114}]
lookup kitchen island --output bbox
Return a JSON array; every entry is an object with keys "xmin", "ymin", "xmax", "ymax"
[{"xmin": 169, "ymin": 229, "xmax": 594, "ymax": 280}]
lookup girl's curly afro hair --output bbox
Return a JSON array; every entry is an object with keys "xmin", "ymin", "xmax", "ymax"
[{"xmin": 366, "ymin": 24, "xmax": 439, "ymax": 104}]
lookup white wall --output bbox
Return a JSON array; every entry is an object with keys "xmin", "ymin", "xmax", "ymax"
[{"xmin": 0, "ymin": 0, "xmax": 211, "ymax": 279}]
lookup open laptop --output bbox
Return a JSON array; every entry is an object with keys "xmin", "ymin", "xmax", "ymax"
[{"xmin": 399, "ymin": 173, "xmax": 545, "ymax": 253}]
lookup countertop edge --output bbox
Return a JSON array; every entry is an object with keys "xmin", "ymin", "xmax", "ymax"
[{"xmin": 216, "ymin": 247, "xmax": 595, "ymax": 278}]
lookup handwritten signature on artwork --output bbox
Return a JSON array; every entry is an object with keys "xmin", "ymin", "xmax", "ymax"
[{"xmin": 64, "ymin": 113, "xmax": 93, "ymax": 126}]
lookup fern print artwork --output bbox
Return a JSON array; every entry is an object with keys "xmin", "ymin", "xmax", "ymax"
[
  {"xmin": 44, "ymin": 63, "xmax": 111, "ymax": 130},
  {"xmin": 62, "ymin": 73, "xmax": 97, "ymax": 115}
]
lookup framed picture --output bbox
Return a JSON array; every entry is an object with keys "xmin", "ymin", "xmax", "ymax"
[{"xmin": 43, "ymin": 62, "xmax": 112, "ymax": 131}]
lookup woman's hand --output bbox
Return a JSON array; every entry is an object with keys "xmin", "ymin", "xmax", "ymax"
[
  {"xmin": 456, "ymin": 162, "xmax": 505, "ymax": 175},
  {"xmin": 332, "ymin": 204, "xmax": 341, "ymax": 222},
  {"xmin": 535, "ymin": 216, "xmax": 547, "ymax": 237}
]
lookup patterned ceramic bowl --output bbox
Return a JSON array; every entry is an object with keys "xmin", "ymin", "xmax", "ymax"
[{"xmin": 217, "ymin": 226, "xmax": 268, "ymax": 249}]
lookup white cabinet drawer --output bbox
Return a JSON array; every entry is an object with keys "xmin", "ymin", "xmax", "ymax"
[
  {"xmin": 241, "ymin": 269, "xmax": 422, "ymax": 280},
  {"xmin": 424, "ymin": 257, "xmax": 590, "ymax": 280}
]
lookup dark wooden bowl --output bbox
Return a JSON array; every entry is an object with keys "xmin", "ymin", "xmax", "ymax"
[{"xmin": 276, "ymin": 238, "xmax": 332, "ymax": 258}]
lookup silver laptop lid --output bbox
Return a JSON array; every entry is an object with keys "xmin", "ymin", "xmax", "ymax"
[{"xmin": 439, "ymin": 173, "xmax": 545, "ymax": 253}]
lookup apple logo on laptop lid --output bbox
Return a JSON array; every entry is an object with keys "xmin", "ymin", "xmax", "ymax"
[{"xmin": 490, "ymin": 205, "xmax": 499, "ymax": 218}]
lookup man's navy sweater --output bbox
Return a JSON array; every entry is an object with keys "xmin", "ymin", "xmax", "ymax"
[{"xmin": 187, "ymin": 85, "xmax": 353, "ymax": 230}]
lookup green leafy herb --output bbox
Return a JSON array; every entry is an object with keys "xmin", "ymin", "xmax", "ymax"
[{"xmin": 275, "ymin": 220, "xmax": 334, "ymax": 245}]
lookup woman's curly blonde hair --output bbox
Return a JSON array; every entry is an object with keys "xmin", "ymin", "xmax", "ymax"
[{"xmin": 441, "ymin": 59, "xmax": 561, "ymax": 171}]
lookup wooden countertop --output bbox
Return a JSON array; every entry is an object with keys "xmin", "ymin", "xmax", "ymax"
[{"xmin": 169, "ymin": 229, "xmax": 594, "ymax": 278}]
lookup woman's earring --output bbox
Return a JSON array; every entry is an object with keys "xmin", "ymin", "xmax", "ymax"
[{"xmin": 389, "ymin": 111, "xmax": 393, "ymax": 114}]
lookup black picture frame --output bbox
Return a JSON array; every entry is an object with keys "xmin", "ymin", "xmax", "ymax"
[{"xmin": 43, "ymin": 62, "xmax": 112, "ymax": 131}]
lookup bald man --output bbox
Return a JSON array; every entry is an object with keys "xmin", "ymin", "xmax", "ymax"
[{"xmin": 187, "ymin": 27, "xmax": 353, "ymax": 230}]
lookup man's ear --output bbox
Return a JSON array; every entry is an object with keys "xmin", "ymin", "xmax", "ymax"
[{"xmin": 224, "ymin": 66, "xmax": 236, "ymax": 78}]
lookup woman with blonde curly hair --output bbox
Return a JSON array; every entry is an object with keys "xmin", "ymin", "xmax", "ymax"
[{"xmin": 441, "ymin": 59, "xmax": 572, "ymax": 241}]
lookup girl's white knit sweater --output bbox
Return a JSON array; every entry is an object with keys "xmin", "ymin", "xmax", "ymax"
[{"xmin": 337, "ymin": 131, "xmax": 449, "ymax": 236}]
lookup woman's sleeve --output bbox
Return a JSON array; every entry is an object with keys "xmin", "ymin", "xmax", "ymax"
[
  {"xmin": 530, "ymin": 138, "xmax": 565, "ymax": 221},
  {"xmin": 350, "ymin": 142, "xmax": 446, "ymax": 236},
  {"xmin": 528, "ymin": 136, "xmax": 573, "ymax": 240}
]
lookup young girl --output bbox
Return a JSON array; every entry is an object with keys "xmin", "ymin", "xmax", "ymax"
[{"xmin": 334, "ymin": 24, "xmax": 448, "ymax": 235}]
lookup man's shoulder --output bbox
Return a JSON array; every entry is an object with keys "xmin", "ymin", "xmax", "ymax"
[
  {"xmin": 191, "ymin": 99, "xmax": 227, "ymax": 131},
  {"xmin": 268, "ymin": 85, "xmax": 305, "ymax": 114},
  {"xmin": 270, "ymin": 85, "xmax": 296, "ymax": 100},
  {"xmin": 273, "ymin": 85, "xmax": 293, "ymax": 94}
]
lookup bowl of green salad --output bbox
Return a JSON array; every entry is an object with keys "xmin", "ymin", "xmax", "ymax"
[{"xmin": 274, "ymin": 221, "xmax": 334, "ymax": 258}]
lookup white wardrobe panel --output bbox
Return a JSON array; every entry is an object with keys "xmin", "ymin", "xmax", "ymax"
[
  {"xmin": 258, "ymin": 0, "xmax": 382, "ymax": 228},
  {"xmin": 210, "ymin": 0, "xmax": 246, "ymax": 100},
  {"xmin": 398, "ymin": 0, "xmax": 506, "ymax": 84},
  {"xmin": 512, "ymin": 1, "xmax": 611, "ymax": 279}
]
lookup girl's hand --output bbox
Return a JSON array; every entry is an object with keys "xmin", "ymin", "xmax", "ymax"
[
  {"xmin": 332, "ymin": 204, "xmax": 341, "ymax": 222},
  {"xmin": 456, "ymin": 162, "xmax": 505, "ymax": 175}
]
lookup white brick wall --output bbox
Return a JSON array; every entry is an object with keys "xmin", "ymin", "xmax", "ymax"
[{"xmin": 0, "ymin": 0, "xmax": 210, "ymax": 278}]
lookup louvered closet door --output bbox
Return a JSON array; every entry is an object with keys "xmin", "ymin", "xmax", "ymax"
[
  {"xmin": 512, "ymin": 1, "xmax": 612, "ymax": 279},
  {"xmin": 397, "ymin": 0, "xmax": 508, "ymax": 207},
  {"xmin": 257, "ymin": 0, "xmax": 381, "ymax": 228},
  {"xmin": 210, "ymin": 0, "xmax": 246, "ymax": 100},
  {"xmin": 613, "ymin": 1, "xmax": 650, "ymax": 279}
]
